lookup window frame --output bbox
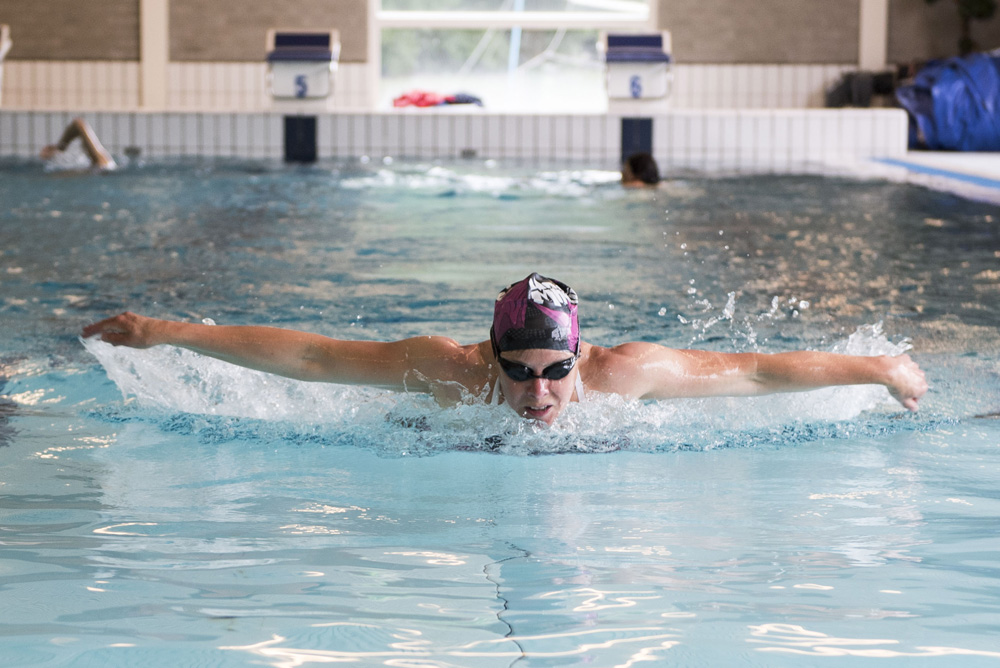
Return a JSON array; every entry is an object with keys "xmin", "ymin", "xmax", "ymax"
[{"xmin": 368, "ymin": 0, "xmax": 657, "ymax": 109}]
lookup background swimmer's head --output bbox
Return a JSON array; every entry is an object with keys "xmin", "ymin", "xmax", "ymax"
[
  {"xmin": 491, "ymin": 273, "xmax": 580, "ymax": 355},
  {"xmin": 622, "ymin": 152, "xmax": 660, "ymax": 186}
]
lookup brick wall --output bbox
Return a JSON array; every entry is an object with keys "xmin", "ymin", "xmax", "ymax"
[
  {"xmin": 658, "ymin": 0, "xmax": 859, "ymax": 64},
  {"xmin": 1, "ymin": 0, "xmax": 139, "ymax": 60},
  {"xmin": 169, "ymin": 0, "xmax": 368, "ymax": 63},
  {"xmin": 889, "ymin": 0, "xmax": 1000, "ymax": 62}
]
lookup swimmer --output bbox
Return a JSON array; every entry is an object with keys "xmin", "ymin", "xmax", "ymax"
[
  {"xmin": 82, "ymin": 273, "xmax": 928, "ymax": 426},
  {"xmin": 40, "ymin": 117, "xmax": 116, "ymax": 171},
  {"xmin": 621, "ymin": 152, "xmax": 660, "ymax": 187}
]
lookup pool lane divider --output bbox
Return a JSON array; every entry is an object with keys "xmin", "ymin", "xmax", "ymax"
[
  {"xmin": 874, "ymin": 157, "xmax": 1000, "ymax": 191},
  {"xmin": 284, "ymin": 115, "xmax": 317, "ymax": 163}
]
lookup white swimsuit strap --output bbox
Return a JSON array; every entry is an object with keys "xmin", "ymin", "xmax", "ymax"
[{"xmin": 575, "ymin": 373, "xmax": 585, "ymax": 402}]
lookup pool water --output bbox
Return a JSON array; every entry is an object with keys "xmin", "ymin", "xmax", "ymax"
[{"xmin": 1, "ymin": 159, "xmax": 999, "ymax": 666}]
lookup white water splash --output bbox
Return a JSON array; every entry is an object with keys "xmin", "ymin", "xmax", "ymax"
[
  {"xmin": 81, "ymin": 335, "xmax": 389, "ymax": 421},
  {"xmin": 339, "ymin": 165, "xmax": 622, "ymax": 199}
]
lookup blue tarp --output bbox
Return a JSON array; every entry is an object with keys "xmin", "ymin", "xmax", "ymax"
[{"xmin": 896, "ymin": 52, "xmax": 1000, "ymax": 151}]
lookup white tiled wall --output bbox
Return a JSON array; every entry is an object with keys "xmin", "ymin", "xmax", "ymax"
[
  {"xmin": 166, "ymin": 63, "xmax": 372, "ymax": 111},
  {"xmin": 1, "ymin": 62, "xmax": 371, "ymax": 112},
  {"xmin": 671, "ymin": 64, "xmax": 855, "ymax": 109},
  {"xmin": 0, "ymin": 108, "xmax": 909, "ymax": 172},
  {"xmin": 2, "ymin": 61, "xmax": 851, "ymax": 112},
  {"xmin": 2, "ymin": 61, "xmax": 142, "ymax": 110},
  {"xmin": 651, "ymin": 109, "xmax": 907, "ymax": 172}
]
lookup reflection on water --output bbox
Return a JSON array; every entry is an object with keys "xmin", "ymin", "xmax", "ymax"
[
  {"xmin": 7, "ymin": 410, "xmax": 993, "ymax": 665},
  {"xmin": 749, "ymin": 623, "xmax": 1000, "ymax": 659},
  {"xmin": 222, "ymin": 626, "xmax": 682, "ymax": 666}
]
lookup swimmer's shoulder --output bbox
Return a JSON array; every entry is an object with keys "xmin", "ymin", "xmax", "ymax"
[
  {"xmin": 579, "ymin": 342, "xmax": 624, "ymax": 390},
  {"xmin": 580, "ymin": 341, "xmax": 681, "ymax": 397},
  {"xmin": 400, "ymin": 336, "xmax": 492, "ymax": 387},
  {"xmin": 406, "ymin": 335, "xmax": 487, "ymax": 361},
  {"xmin": 583, "ymin": 340, "xmax": 673, "ymax": 367}
]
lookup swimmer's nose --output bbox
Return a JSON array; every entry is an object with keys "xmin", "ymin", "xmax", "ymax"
[{"xmin": 526, "ymin": 377, "xmax": 549, "ymax": 396}]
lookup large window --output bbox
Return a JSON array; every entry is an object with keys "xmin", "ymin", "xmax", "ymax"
[{"xmin": 376, "ymin": 0, "xmax": 653, "ymax": 112}]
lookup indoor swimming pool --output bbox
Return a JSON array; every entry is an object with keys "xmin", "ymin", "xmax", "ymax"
[{"xmin": 1, "ymin": 158, "xmax": 999, "ymax": 665}]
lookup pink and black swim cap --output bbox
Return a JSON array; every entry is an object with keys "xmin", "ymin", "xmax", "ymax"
[{"xmin": 491, "ymin": 273, "xmax": 580, "ymax": 354}]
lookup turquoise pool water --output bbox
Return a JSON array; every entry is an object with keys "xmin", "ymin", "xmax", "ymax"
[{"xmin": 1, "ymin": 159, "xmax": 999, "ymax": 665}]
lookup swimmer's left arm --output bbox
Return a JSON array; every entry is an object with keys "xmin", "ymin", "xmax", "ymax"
[
  {"xmin": 745, "ymin": 351, "xmax": 927, "ymax": 410},
  {"xmin": 611, "ymin": 344, "xmax": 927, "ymax": 410}
]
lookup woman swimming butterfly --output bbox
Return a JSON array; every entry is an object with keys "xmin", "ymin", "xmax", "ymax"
[{"xmin": 83, "ymin": 273, "xmax": 927, "ymax": 426}]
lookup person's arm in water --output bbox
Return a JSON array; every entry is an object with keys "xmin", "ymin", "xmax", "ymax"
[
  {"xmin": 591, "ymin": 344, "xmax": 928, "ymax": 411},
  {"xmin": 0, "ymin": 24, "xmax": 12, "ymax": 61},
  {"xmin": 40, "ymin": 118, "xmax": 116, "ymax": 169},
  {"xmin": 81, "ymin": 311, "xmax": 480, "ymax": 392}
]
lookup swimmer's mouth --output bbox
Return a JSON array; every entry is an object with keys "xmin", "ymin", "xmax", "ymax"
[{"xmin": 523, "ymin": 405, "xmax": 553, "ymax": 420}]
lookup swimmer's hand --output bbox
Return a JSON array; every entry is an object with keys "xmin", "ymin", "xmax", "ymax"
[
  {"xmin": 40, "ymin": 144, "xmax": 61, "ymax": 160},
  {"xmin": 82, "ymin": 311, "xmax": 162, "ymax": 348},
  {"xmin": 883, "ymin": 353, "xmax": 927, "ymax": 411}
]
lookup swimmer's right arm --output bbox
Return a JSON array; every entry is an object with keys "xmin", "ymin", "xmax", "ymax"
[{"xmin": 81, "ymin": 311, "xmax": 468, "ymax": 391}]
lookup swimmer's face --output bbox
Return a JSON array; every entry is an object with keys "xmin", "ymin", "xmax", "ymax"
[{"xmin": 496, "ymin": 348, "xmax": 579, "ymax": 426}]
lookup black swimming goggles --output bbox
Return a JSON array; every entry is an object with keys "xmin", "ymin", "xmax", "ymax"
[{"xmin": 490, "ymin": 328, "xmax": 579, "ymax": 382}]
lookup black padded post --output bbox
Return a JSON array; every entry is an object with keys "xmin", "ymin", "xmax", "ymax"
[
  {"xmin": 620, "ymin": 117, "xmax": 653, "ymax": 165},
  {"xmin": 284, "ymin": 115, "xmax": 317, "ymax": 163}
]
